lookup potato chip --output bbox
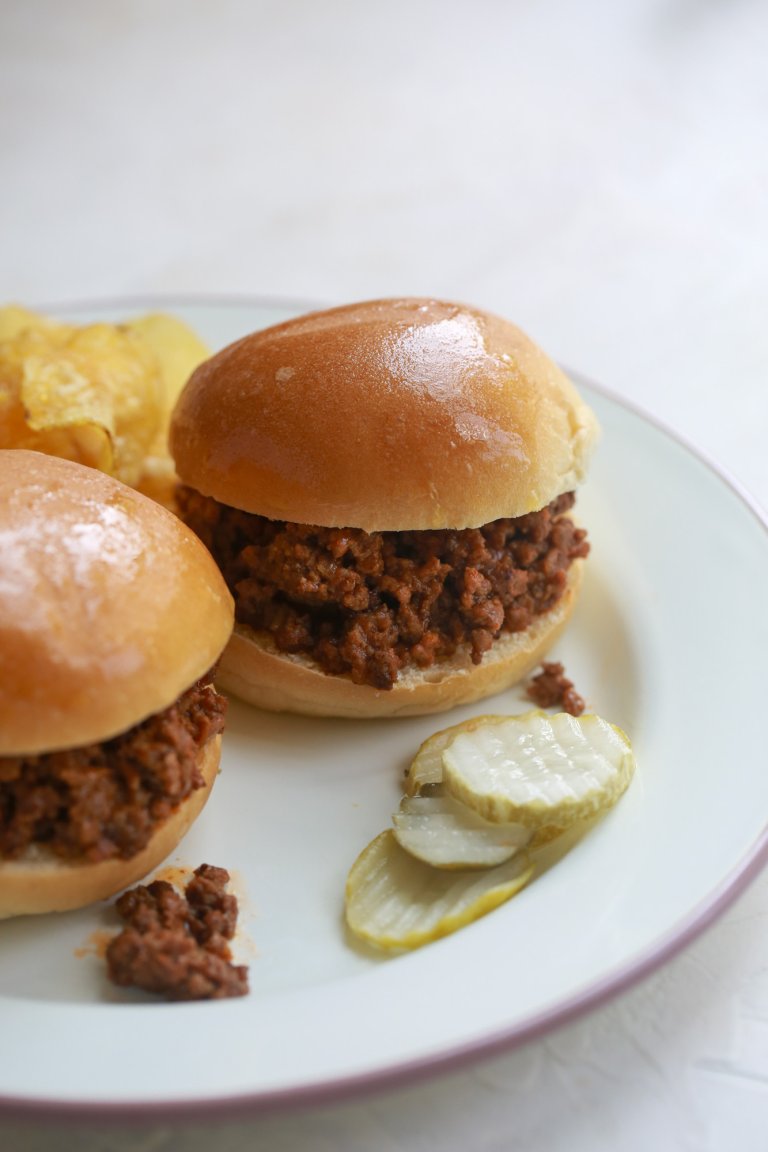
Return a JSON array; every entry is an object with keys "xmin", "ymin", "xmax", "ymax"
[
  {"xmin": 0, "ymin": 305, "xmax": 209, "ymax": 496},
  {"xmin": 0, "ymin": 318, "xmax": 162, "ymax": 485},
  {"xmin": 125, "ymin": 313, "xmax": 210, "ymax": 506},
  {"xmin": 0, "ymin": 304, "xmax": 55, "ymax": 343},
  {"xmin": 126, "ymin": 312, "xmax": 209, "ymax": 438}
]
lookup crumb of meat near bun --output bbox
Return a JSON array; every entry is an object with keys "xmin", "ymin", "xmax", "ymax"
[
  {"xmin": 526, "ymin": 661, "xmax": 586, "ymax": 716},
  {"xmin": 177, "ymin": 489, "xmax": 589, "ymax": 691},
  {"xmin": 0, "ymin": 675, "xmax": 226, "ymax": 863},
  {"xmin": 106, "ymin": 864, "xmax": 249, "ymax": 1000}
]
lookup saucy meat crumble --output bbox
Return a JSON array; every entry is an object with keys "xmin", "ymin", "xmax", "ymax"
[{"xmin": 177, "ymin": 489, "xmax": 589, "ymax": 691}]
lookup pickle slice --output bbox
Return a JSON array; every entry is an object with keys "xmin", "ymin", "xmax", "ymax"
[
  {"xmin": 392, "ymin": 788, "xmax": 530, "ymax": 869},
  {"xmin": 345, "ymin": 831, "xmax": 533, "ymax": 952},
  {"xmin": 404, "ymin": 714, "xmax": 508, "ymax": 796},
  {"xmin": 442, "ymin": 711, "xmax": 635, "ymax": 828}
]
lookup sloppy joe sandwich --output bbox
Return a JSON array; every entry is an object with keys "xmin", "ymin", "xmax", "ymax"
[
  {"xmin": 169, "ymin": 298, "xmax": 598, "ymax": 718},
  {"xmin": 0, "ymin": 450, "xmax": 234, "ymax": 918}
]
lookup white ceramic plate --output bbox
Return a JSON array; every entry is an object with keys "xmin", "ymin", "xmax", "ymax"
[{"xmin": 2, "ymin": 298, "xmax": 768, "ymax": 1120}]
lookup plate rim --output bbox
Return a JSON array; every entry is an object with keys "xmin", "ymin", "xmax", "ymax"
[{"xmin": 2, "ymin": 293, "xmax": 767, "ymax": 1122}]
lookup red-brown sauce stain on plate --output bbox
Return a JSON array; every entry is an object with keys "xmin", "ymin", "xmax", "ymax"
[
  {"xmin": 224, "ymin": 867, "xmax": 261, "ymax": 960},
  {"xmin": 73, "ymin": 928, "xmax": 114, "ymax": 960},
  {"xmin": 152, "ymin": 862, "xmax": 194, "ymax": 888}
]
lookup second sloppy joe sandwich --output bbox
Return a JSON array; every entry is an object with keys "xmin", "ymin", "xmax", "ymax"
[
  {"xmin": 0, "ymin": 450, "xmax": 234, "ymax": 918},
  {"xmin": 169, "ymin": 298, "xmax": 599, "ymax": 718}
]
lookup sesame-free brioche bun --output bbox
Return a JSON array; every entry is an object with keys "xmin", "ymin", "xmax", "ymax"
[
  {"xmin": 169, "ymin": 298, "xmax": 599, "ymax": 533},
  {"xmin": 0, "ymin": 450, "xmax": 234, "ymax": 757},
  {"xmin": 217, "ymin": 561, "xmax": 583, "ymax": 719},
  {"xmin": 169, "ymin": 299, "xmax": 597, "ymax": 718},
  {"xmin": 0, "ymin": 737, "xmax": 221, "ymax": 919},
  {"xmin": 0, "ymin": 450, "xmax": 234, "ymax": 917}
]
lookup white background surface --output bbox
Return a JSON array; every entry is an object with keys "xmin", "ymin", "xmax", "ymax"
[{"xmin": 1, "ymin": 1, "xmax": 767, "ymax": 1149}]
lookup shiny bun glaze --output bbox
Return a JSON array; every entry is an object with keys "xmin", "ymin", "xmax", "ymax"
[
  {"xmin": 170, "ymin": 298, "xmax": 599, "ymax": 532},
  {"xmin": 0, "ymin": 450, "xmax": 234, "ymax": 756}
]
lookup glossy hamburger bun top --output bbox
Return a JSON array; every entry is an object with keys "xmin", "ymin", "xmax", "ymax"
[
  {"xmin": 170, "ymin": 298, "xmax": 599, "ymax": 532},
  {"xmin": 0, "ymin": 450, "xmax": 234, "ymax": 756}
]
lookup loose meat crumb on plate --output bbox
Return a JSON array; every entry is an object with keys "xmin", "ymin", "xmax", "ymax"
[
  {"xmin": 526, "ymin": 662, "xmax": 586, "ymax": 717},
  {"xmin": 106, "ymin": 864, "xmax": 249, "ymax": 1001}
]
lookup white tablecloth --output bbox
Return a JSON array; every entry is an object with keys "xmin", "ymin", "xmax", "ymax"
[{"xmin": 2, "ymin": 2, "xmax": 767, "ymax": 1148}]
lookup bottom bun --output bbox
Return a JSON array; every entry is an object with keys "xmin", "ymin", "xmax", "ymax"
[
  {"xmin": 0, "ymin": 736, "xmax": 221, "ymax": 919},
  {"xmin": 218, "ymin": 563, "xmax": 584, "ymax": 719}
]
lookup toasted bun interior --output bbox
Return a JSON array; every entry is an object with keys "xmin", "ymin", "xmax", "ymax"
[
  {"xmin": 217, "ymin": 563, "xmax": 584, "ymax": 719},
  {"xmin": 0, "ymin": 450, "xmax": 234, "ymax": 756},
  {"xmin": 170, "ymin": 298, "xmax": 599, "ymax": 532},
  {"xmin": 0, "ymin": 736, "xmax": 221, "ymax": 919}
]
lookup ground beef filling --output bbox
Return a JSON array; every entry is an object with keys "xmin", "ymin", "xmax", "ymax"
[
  {"xmin": 106, "ymin": 864, "xmax": 249, "ymax": 1001},
  {"xmin": 178, "ymin": 488, "xmax": 590, "ymax": 691},
  {"xmin": 0, "ymin": 677, "xmax": 227, "ymax": 864},
  {"xmin": 526, "ymin": 661, "xmax": 586, "ymax": 717}
]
